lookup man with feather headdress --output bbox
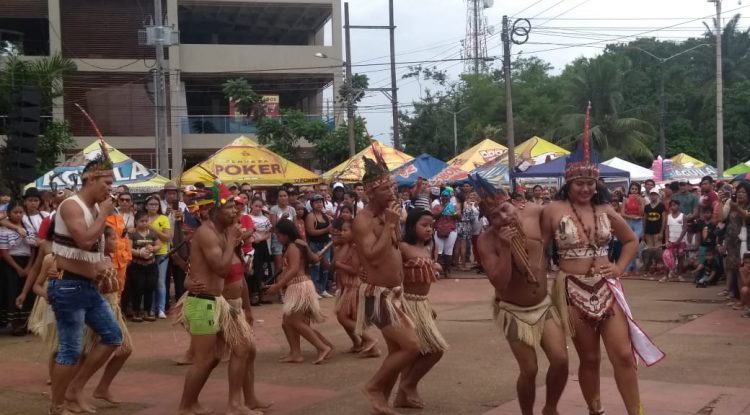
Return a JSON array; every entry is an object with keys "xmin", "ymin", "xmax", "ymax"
[
  {"xmin": 48, "ymin": 144, "xmax": 124, "ymax": 415},
  {"xmin": 352, "ymin": 144, "xmax": 421, "ymax": 415},
  {"xmin": 473, "ymin": 171, "xmax": 568, "ymax": 415}
]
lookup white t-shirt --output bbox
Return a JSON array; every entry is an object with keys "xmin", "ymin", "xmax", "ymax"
[
  {"xmin": 270, "ymin": 205, "xmax": 296, "ymax": 223},
  {"xmin": 250, "ymin": 213, "xmax": 272, "ymax": 240},
  {"xmin": 23, "ymin": 212, "xmax": 49, "ymax": 235},
  {"xmin": 667, "ymin": 212, "xmax": 684, "ymax": 243}
]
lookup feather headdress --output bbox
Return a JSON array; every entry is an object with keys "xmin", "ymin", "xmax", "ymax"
[
  {"xmin": 564, "ymin": 101, "xmax": 599, "ymax": 181},
  {"xmin": 75, "ymin": 103, "xmax": 114, "ymax": 179},
  {"xmin": 362, "ymin": 141, "xmax": 391, "ymax": 190}
]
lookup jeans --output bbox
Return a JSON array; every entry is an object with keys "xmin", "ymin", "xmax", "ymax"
[
  {"xmin": 152, "ymin": 255, "xmax": 169, "ymax": 314},
  {"xmin": 49, "ymin": 276, "xmax": 122, "ymax": 366},
  {"xmin": 625, "ymin": 219, "xmax": 643, "ymax": 272},
  {"xmin": 308, "ymin": 239, "xmax": 331, "ymax": 294},
  {"xmin": 172, "ymin": 263, "xmax": 187, "ymax": 302}
]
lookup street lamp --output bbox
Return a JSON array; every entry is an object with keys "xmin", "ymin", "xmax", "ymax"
[
  {"xmin": 630, "ymin": 44, "xmax": 710, "ymax": 158},
  {"xmin": 442, "ymin": 107, "xmax": 469, "ymax": 157}
]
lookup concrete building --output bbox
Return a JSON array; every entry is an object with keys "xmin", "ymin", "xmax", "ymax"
[{"xmin": 1, "ymin": 0, "xmax": 343, "ymax": 174}]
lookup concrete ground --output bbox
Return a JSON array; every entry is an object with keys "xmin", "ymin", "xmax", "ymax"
[{"xmin": 0, "ymin": 275, "xmax": 749, "ymax": 415}]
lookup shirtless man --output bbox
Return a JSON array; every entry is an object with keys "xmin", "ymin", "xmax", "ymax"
[
  {"xmin": 48, "ymin": 153, "xmax": 123, "ymax": 415},
  {"xmin": 353, "ymin": 154, "xmax": 421, "ymax": 415},
  {"xmin": 478, "ymin": 190, "xmax": 568, "ymax": 415},
  {"xmin": 177, "ymin": 193, "xmax": 245, "ymax": 415}
]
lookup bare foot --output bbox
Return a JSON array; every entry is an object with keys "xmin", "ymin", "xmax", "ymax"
[
  {"xmin": 226, "ymin": 404, "xmax": 257, "ymax": 415},
  {"xmin": 92, "ymin": 389, "xmax": 120, "ymax": 405},
  {"xmin": 278, "ymin": 355, "xmax": 305, "ymax": 363},
  {"xmin": 359, "ymin": 345, "xmax": 382, "ymax": 359},
  {"xmin": 394, "ymin": 389, "xmax": 425, "ymax": 409},
  {"xmin": 246, "ymin": 399, "xmax": 273, "ymax": 411},
  {"xmin": 190, "ymin": 403, "xmax": 214, "ymax": 415},
  {"xmin": 362, "ymin": 385, "xmax": 398, "ymax": 415},
  {"xmin": 65, "ymin": 397, "xmax": 96, "ymax": 414},
  {"xmin": 346, "ymin": 344, "xmax": 364, "ymax": 353},
  {"xmin": 541, "ymin": 406, "xmax": 560, "ymax": 415},
  {"xmin": 360, "ymin": 338, "xmax": 378, "ymax": 353},
  {"xmin": 313, "ymin": 346, "xmax": 333, "ymax": 364}
]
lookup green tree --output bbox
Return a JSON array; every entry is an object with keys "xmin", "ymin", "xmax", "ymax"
[
  {"xmin": 554, "ymin": 56, "xmax": 656, "ymax": 163},
  {"xmin": 256, "ymin": 109, "xmax": 329, "ymax": 163},
  {"xmin": 37, "ymin": 120, "xmax": 75, "ymax": 173},
  {"xmin": 221, "ymin": 78, "xmax": 264, "ymax": 118},
  {"xmin": 314, "ymin": 117, "xmax": 370, "ymax": 170},
  {"xmin": 338, "ymin": 73, "xmax": 369, "ymax": 105}
]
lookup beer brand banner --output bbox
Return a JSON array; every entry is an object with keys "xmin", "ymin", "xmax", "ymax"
[
  {"xmin": 30, "ymin": 141, "xmax": 168, "ymax": 193},
  {"xmin": 447, "ymin": 138, "xmax": 508, "ymax": 172},
  {"xmin": 181, "ymin": 136, "xmax": 320, "ymax": 186},
  {"xmin": 669, "ymin": 153, "xmax": 717, "ymax": 181}
]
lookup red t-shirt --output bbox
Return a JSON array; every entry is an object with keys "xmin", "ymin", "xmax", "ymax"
[{"xmin": 239, "ymin": 214, "xmax": 255, "ymax": 254}]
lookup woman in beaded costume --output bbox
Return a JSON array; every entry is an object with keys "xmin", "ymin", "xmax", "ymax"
[{"xmin": 541, "ymin": 104, "xmax": 664, "ymax": 415}]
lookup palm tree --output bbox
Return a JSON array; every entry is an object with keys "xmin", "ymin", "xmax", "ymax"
[{"xmin": 554, "ymin": 56, "xmax": 656, "ymax": 163}]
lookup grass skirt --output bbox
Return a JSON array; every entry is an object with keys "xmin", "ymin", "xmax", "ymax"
[
  {"xmin": 283, "ymin": 276, "xmax": 325, "ymax": 324},
  {"xmin": 492, "ymin": 295, "xmax": 560, "ymax": 349},
  {"xmin": 172, "ymin": 292, "xmax": 251, "ymax": 351},
  {"xmin": 225, "ymin": 297, "xmax": 255, "ymax": 347},
  {"xmin": 402, "ymin": 293, "xmax": 448, "ymax": 354},
  {"xmin": 355, "ymin": 284, "xmax": 407, "ymax": 336},
  {"xmin": 334, "ymin": 284, "xmax": 360, "ymax": 318},
  {"xmin": 27, "ymin": 281, "xmax": 58, "ymax": 355},
  {"xmin": 83, "ymin": 292, "xmax": 132, "ymax": 357}
]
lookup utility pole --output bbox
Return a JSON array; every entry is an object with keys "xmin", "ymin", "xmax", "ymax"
[
  {"xmin": 345, "ymin": 2, "xmax": 399, "ymax": 150},
  {"xmin": 473, "ymin": 0, "xmax": 479, "ymax": 74},
  {"xmin": 344, "ymin": 3, "xmax": 355, "ymax": 157},
  {"xmin": 501, "ymin": 15, "xmax": 530, "ymax": 171},
  {"xmin": 444, "ymin": 107, "xmax": 469, "ymax": 157},
  {"xmin": 388, "ymin": 0, "xmax": 400, "ymax": 150},
  {"xmin": 153, "ymin": 0, "xmax": 169, "ymax": 178},
  {"xmin": 710, "ymin": 0, "xmax": 724, "ymax": 176}
]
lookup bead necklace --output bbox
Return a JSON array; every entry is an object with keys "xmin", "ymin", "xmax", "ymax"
[{"xmin": 568, "ymin": 200, "xmax": 600, "ymax": 251}]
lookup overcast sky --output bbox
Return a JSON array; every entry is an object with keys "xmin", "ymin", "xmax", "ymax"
[{"xmin": 336, "ymin": 0, "xmax": 749, "ymax": 147}]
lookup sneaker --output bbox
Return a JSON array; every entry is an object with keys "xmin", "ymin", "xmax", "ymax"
[
  {"xmin": 144, "ymin": 313, "xmax": 156, "ymax": 322},
  {"xmin": 158, "ymin": 311, "xmax": 167, "ymax": 319},
  {"xmin": 321, "ymin": 291, "xmax": 334, "ymax": 298},
  {"xmin": 717, "ymin": 290, "xmax": 728, "ymax": 297},
  {"xmin": 317, "ymin": 293, "xmax": 323, "ymax": 299},
  {"xmin": 658, "ymin": 276, "xmax": 669, "ymax": 283},
  {"xmin": 131, "ymin": 314, "xmax": 143, "ymax": 323}
]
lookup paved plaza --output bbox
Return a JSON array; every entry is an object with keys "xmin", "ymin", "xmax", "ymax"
[{"xmin": 1, "ymin": 276, "xmax": 749, "ymax": 415}]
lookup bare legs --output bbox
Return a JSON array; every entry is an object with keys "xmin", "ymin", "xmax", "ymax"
[
  {"xmin": 278, "ymin": 313, "xmax": 332, "ymax": 364},
  {"xmin": 540, "ymin": 318, "xmax": 569, "ymax": 415},
  {"xmin": 226, "ymin": 339, "xmax": 252, "ymax": 415},
  {"xmin": 362, "ymin": 320, "xmax": 421, "ymax": 415},
  {"xmin": 394, "ymin": 351, "xmax": 443, "ymax": 409},
  {"xmin": 337, "ymin": 309, "xmax": 379, "ymax": 356},
  {"xmin": 93, "ymin": 350, "xmax": 132, "ymax": 404},
  {"xmin": 571, "ymin": 303, "xmax": 641, "ymax": 415},
  {"xmin": 242, "ymin": 343, "xmax": 272, "ymax": 412},
  {"xmin": 178, "ymin": 335, "xmax": 220, "ymax": 415},
  {"xmin": 65, "ymin": 344, "xmax": 118, "ymax": 413}
]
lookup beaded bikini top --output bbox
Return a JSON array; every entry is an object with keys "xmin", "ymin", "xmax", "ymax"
[{"xmin": 555, "ymin": 210, "xmax": 612, "ymax": 260}]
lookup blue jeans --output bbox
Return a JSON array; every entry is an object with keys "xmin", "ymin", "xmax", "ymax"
[
  {"xmin": 49, "ymin": 276, "xmax": 122, "ymax": 366},
  {"xmin": 626, "ymin": 219, "xmax": 643, "ymax": 272},
  {"xmin": 308, "ymin": 240, "xmax": 331, "ymax": 294},
  {"xmin": 152, "ymin": 255, "xmax": 169, "ymax": 314}
]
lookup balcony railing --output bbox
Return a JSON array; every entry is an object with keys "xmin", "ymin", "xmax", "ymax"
[{"xmin": 181, "ymin": 115, "xmax": 335, "ymax": 134}]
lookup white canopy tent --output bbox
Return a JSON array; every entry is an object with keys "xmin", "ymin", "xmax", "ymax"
[{"xmin": 602, "ymin": 157, "xmax": 654, "ymax": 182}]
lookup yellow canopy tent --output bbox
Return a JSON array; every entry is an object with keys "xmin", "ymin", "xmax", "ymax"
[
  {"xmin": 29, "ymin": 141, "xmax": 169, "ymax": 193},
  {"xmin": 180, "ymin": 136, "xmax": 320, "ymax": 186},
  {"xmin": 669, "ymin": 153, "xmax": 717, "ymax": 181},
  {"xmin": 514, "ymin": 136, "xmax": 569, "ymax": 166},
  {"xmin": 447, "ymin": 138, "xmax": 508, "ymax": 172},
  {"xmin": 322, "ymin": 141, "xmax": 413, "ymax": 183}
]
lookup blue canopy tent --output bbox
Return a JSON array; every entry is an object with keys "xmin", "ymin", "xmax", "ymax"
[
  {"xmin": 470, "ymin": 158, "xmax": 510, "ymax": 188},
  {"xmin": 392, "ymin": 154, "xmax": 448, "ymax": 187},
  {"xmin": 514, "ymin": 156, "xmax": 630, "ymax": 179}
]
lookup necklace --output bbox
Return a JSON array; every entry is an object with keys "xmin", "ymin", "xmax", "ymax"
[{"xmin": 568, "ymin": 200, "xmax": 600, "ymax": 250}]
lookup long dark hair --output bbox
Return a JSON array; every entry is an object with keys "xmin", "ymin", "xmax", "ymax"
[
  {"xmin": 404, "ymin": 208, "xmax": 433, "ymax": 245},
  {"xmin": 556, "ymin": 181, "xmax": 611, "ymax": 205},
  {"xmin": 276, "ymin": 219, "xmax": 300, "ymax": 243}
]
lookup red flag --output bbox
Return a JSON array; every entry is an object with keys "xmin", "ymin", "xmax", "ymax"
[{"xmin": 583, "ymin": 101, "xmax": 591, "ymax": 163}]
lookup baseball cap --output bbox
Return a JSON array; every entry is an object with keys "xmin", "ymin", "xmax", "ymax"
[
  {"xmin": 310, "ymin": 194, "xmax": 325, "ymax": 202},
  {"xmin": 332, "ymin": 182, "xmax": 345, "ymax": 190}
]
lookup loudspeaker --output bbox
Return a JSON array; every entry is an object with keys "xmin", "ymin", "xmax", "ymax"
[{"xmin": 5, "ymin": 86, "xmax": 41, "ymax": 184}]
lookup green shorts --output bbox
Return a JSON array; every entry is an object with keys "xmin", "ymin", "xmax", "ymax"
[{"xmin": 184, "ymin": 294, "xmax": 219, "ymax": 335}]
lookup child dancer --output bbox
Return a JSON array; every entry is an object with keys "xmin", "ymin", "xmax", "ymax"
[
  {"xmin": 332, "ymin": 218, "xmax": 380, "ymax": 357},
  {"xmin": 266, "ymin": 220, "xmax": 333, "ymax": 364},
  {"xmin": 395, "ymin": 208, "xmax": 448, "ymax": 409}
]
